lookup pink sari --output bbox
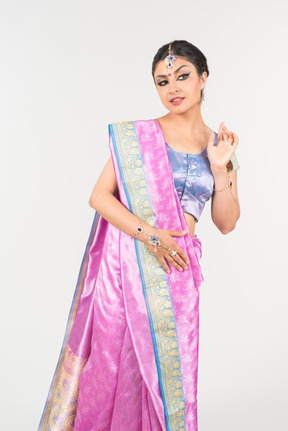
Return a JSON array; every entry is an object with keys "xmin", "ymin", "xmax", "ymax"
[{"xmin": 38, "ymin": 119, "xmax": 204, "ymax": 431}]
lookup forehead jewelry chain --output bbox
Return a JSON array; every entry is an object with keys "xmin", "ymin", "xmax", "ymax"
[{"xmin": 165, "ymin": 43, "xmax": 176, "ymax": 73}]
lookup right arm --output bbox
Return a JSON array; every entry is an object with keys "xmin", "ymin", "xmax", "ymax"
[{"xmin": 88, "ymin": 156, "xmax": 190, "ymax": 273}]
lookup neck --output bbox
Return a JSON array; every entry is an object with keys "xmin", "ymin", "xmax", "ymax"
[{"xmin": 163, "ymin": 105, "xmax": 208, "ymax": 138}]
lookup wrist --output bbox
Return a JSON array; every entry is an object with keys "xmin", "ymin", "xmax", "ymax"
[
  {"xmin": 137, "ymin": 232, "xmax": 151, "ymax": 245},
  {"xmin": 210, "ymin": 164, "xmax": 227, "ymax": 175},
  {"xmin": 133, "ymin": 219, "xmax": 158, "ymax": 244},
  {"xmin": 212, "ymin": 168, "xmax": 232, "ymax": 192}
]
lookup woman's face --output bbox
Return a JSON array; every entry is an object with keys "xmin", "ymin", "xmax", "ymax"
[{"xmin": 153, "ymin": 56, "xmax": 207, "ymax": 113}]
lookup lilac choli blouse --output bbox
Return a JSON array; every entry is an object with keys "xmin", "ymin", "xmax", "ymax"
[{"xmin": 166, "ymin": 133, "xmax": 240, "ymax": 222}]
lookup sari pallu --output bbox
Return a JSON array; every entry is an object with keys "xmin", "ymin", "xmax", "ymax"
[{"xmin": 38, "ymin": 118, "xmax": 204, "ymax": 431}]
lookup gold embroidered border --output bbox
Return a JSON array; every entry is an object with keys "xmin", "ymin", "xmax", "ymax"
[
  {"xmin": 111, "ymin": 121, "xmax": 186, "ymax": 431},
  {"xmin": 45, "ymin": 345, "xmax": 88, "ymax": 431},
  {"xmin": 40, "ymin": 213, "xmax": 99, "ymax": 430}
]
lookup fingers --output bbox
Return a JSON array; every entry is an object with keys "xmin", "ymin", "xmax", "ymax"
[
  {"xmin": 167, "ymin": 253, "xmax": 189, "ymax": 272},
  {"xmin": 222, "ymin": 125, "xmax": 233, "ymax": 144},
  {"xmin": 151, "ymin": 245, "xmax": 189, "ymax": 273},
  {"xmin": 151, "ymin": 228, "xmax": 190, "ymax": 272},
  {"xmin": 169, "ymin": 229, "xmax": 187, "ymax": 236},
  {"xmin": 165, "ymin": 229, "xmax": 190, "ymax": 265},
  {"xmin": 218, "ymin": 122, "xmax": 225, "ymax": 144},
  {"xmin": 207, "ymin": 131, "xmax": 215, "ymax": 149},
  {"xmin": 173, "ymin": 246, "xmax": 190, "ymax": 265},
  {"xmin": 159, "ymin": 256, "xmax": 171, "ymax": 273},
  {"xmin": 220, "ymin": 122, "xmax": 238, "ymax": 146},
  {"xmin": 163, "ymin": 247, "xmax": 189, "ymax": 272},
  {"xmin": 159, "ymin": 254, "xmax": 188, "ymax": 274},
  {"xmin": 232, "ymin": 132, "xmax": 239, "ymax": 148},
  {"xmin": 222, "ymin": 123, "xmax": 230, "ymax": 141}
]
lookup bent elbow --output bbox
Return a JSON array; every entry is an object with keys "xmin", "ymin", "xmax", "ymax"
[
  {"xmin": 89, "ymin": 196, "xmax": 98, "ymax": 210},
  {"xmin": 220, "ymin": 208, "xmax": 241, "ymax": 234},
  {"xmin": 220, "ymin": 224, "xmax": 236, "ymax": 235},
  {"xmin": 89, "ymin": 190, "xmax": 113, "ymax": 211}
]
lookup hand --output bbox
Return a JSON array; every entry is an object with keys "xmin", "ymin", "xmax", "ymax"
[
  {"xmin": 207, "ymin": 121, "xmax": 239, "ymax": 171},
  {"xmin": 143, "ymin": 228, "xmax": 190, "ymax": 273}
]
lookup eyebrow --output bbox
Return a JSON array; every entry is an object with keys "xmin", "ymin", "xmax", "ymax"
[{"xmin": 155, "ymin": 65, "xmax": 190, "ymax": 79}]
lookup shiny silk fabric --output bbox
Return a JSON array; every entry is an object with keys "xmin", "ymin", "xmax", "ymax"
[
  {"xmin": 165, "ymin": 125, "xmax": 240, "ymax": 222},
  {"xmin": 37, "ymin": 119, "xmax": 205, "ymax": 431},
  {"xmin": 165, "ymin": 134, "xmax": 218, "ymax": 222}
]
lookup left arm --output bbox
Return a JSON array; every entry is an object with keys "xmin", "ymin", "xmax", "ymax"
[
  {"xmin": 210, "ymin": 167, "xmax": 240, "ymax": 234},
  {"xmin": 207, "ymin": 122, "xmax": 241, "ymax": 234}
]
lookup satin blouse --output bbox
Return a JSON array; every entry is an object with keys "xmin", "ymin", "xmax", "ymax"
[{"xmin": 166, "ymin": 133, "xmax": 240, "ymax": 222}]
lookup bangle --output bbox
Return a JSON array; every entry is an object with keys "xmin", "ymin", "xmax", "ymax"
[
  {"xmin": 213, "ymin": 174, "xmax": 232, "ymax": 192},
  {"xmin": 133, "ymin": 219, "xmax": 163, "ymax": 252}
]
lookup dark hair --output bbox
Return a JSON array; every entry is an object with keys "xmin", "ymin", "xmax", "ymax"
[{"xmin": 151, "ymin": 40, "xmax": 209, "ymax": 102}]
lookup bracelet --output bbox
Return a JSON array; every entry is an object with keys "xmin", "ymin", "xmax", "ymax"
[
  {"xmin": 213, "ymin": 174, "xmax": 232, "ymax": 192},
  {"xmin": 134, "ymin": 219, "xmax": 171, "ymax": 253},
  {"xmin": 133, "ymin": 220, "xmax": 161, "ymax": 252}
]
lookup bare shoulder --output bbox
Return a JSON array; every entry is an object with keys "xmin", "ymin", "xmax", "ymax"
[{"xmin": 204, "ymin": 124, "xmax": 216, "ymax": 136}]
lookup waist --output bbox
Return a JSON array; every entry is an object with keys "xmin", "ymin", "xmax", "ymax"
[{"xmin": 184, "ymin": 212, "xmax": 197, "ymax": 238}]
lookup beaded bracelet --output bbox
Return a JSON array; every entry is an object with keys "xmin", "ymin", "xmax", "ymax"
[
  {"xmin": 133, "ymin": 220, "xmax": 161, "ymax": 252},
  {"xmin": 133, "ymin": 219, "xmax": 170, "ymax": 253},
  {"xmin": 213, "ymin": 174, "xmax": 232, "ymax": 192}
]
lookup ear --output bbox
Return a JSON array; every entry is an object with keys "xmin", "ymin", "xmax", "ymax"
[{"xmin": 200, "ymin": 71, "xmax": 207, "ymax": 88}]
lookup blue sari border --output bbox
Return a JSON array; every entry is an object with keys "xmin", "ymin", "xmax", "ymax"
[{"xmin": 109, "ymin": 120, "xmax": 186, "ymax": 431}]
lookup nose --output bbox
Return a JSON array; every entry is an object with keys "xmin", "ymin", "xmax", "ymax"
[{"xmin": 168, "ymin": 79, "xmax": 179, "ymax": 94}]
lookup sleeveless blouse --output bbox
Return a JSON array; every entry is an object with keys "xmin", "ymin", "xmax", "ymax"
[{"xmin": 166, "ymin": 133, "xmax": 240, "ymax": 222}]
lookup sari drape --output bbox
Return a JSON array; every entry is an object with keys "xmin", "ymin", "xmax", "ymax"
[{"xmin": 38, "ymin": 118, "xmax": 204, "ymax": 431}]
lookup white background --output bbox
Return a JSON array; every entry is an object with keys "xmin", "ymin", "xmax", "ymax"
[{"xmin": 1, "ymin": 0, "xmax": 287, "ymax": 430}]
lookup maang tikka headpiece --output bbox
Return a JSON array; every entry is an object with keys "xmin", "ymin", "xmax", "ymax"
[{"xmin": 165, "ymin": 43, "xmax": 176, "ymax": 73}]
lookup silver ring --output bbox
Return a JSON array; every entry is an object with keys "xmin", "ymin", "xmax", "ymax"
[{"xmin": 171, "ymin": 250, "xmax": 177, "ymax": 256}]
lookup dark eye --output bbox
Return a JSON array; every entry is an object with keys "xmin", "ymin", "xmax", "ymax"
[
  {"xmin": 178, "ymin": 73, "xmax": 190, "ymax": 80},
  {"xmin": 157, "ymin": 80, "xmax": 168, "ymax": 87},
  {"xmin": 157, "ymin": 72, "xmax": 190, "ymax": 87}
]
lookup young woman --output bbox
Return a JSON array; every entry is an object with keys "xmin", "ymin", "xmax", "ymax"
[{"xmin": 38, "ymin": 40, "xmax": 240, "ymax": 431}]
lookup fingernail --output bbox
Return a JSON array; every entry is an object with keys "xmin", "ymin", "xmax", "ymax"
[
  {"xmin": 183, "ymin": 231, "xmax": 187, "ymax": 234},
  {"xmin": 186, "ymin": 259, "xmax": 190, "ymax": 264},
  {"xmin": 179, "ymin": 268, "xmax": 183, "ymax": 271},
  {"xmin": 185, "ymin": 266, "xmax": 188, "ymax": 270}
]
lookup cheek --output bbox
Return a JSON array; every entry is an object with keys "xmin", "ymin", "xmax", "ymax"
[
  {"xmin": 185, "ymin": 82, "xmax": 199, "ymax": 97},
  {"xmin": 157, "ymin": 88, "xmax": 169, "ymax": 103},
  {"xmin": 157, "ymin": 85, "xmax": 165, "ymax": 94}
]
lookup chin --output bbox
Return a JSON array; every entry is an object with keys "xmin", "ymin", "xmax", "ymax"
[{"xmin": 169, "ymin": 106, "xmax": 190, "ymax": 114}]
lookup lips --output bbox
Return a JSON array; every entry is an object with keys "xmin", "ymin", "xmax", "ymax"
[{"xmin": 170, "ymin": 97, "xmax": 185, "ymax": 102}]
